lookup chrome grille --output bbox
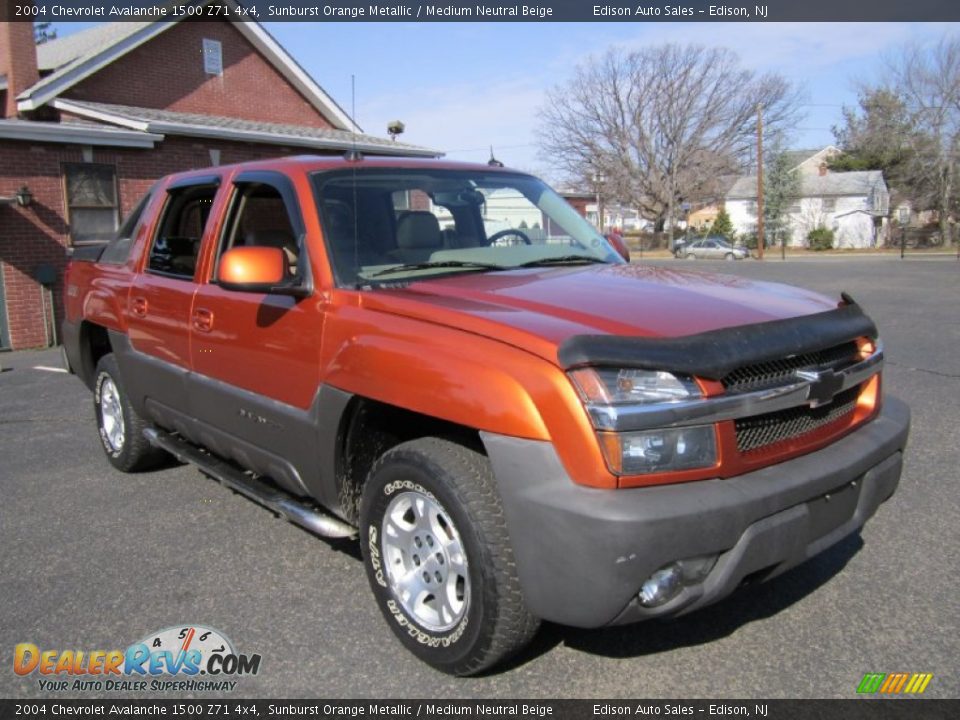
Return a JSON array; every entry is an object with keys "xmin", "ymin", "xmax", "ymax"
[
  {"xmin": 735, "ymin": 385, "xmax": 860, "ymax": 453},
  {"xmin": 722, "ymin": 341, "xmax": 859, "ymax": 393}
]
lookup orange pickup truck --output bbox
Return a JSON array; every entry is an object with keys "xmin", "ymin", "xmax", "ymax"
[{"xmin": 63, "ymin": 155, "xmax": 910, "ymax": 675}]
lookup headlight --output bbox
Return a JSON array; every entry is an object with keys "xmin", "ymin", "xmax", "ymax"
[
  {"xmin": 570, "ymin": 368, "xmax": 716, "ymax": 476},
  {"xmin": 598, "ymin": 425, "xmax": 717, "ymax": 475},
  {"xmin": 569, "ymin": 367, "xmax": 700, "ymax": 405}
]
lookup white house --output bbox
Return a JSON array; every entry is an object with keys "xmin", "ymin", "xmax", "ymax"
[
  {"xmin": 584, "ymin": 202, "xmax": 650, "ymax": 232},
  {"xmin": 725, "ymin": 148, "xmax": 890, "ymax": 249}
]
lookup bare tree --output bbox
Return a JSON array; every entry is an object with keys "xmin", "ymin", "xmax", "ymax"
[
  {"xmin": 889, "ymin": 37, "xmax": 960, "ymax": 247},
  {"xmin": 34, "ymin": 22, "xmax": 57, "ymax": 44},
  {"xmin": 837, "ymin": 38, "xmax": 960, "ymax": 247},
  {"xmin": 537, "ymin": 44, "xmax": 801, "ymax": 231}
]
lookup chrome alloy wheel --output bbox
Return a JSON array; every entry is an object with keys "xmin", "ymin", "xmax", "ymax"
[
  {"xmin": 381, "ymin": 490, "xmax": 470, "ymax": 632},
  {"xmin": 99, "ymin": 377, "xmax": 125, "ymax": 452}
]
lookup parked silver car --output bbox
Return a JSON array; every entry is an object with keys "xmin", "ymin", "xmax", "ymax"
[{"xmin": 681, "ymin": 237, "xmax": 749, "ymax": 260}]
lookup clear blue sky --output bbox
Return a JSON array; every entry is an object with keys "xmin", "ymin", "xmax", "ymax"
[{"xmin": 52, "ymin": 21, "xmax": 958, "ymax": 181}]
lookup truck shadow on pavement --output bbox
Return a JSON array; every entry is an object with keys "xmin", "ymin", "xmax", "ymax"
[{"xmin": 499, "ymin": 533, "xmax": 864, "ymax": 671}]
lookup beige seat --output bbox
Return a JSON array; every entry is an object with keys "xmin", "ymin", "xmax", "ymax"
[
  {"xmin": 244, "ymin": 230, "xmax": 298, "ymax": 274},
  {"xmin": 392, "ymin": 211, "xmax": 444, "ymax": 263}
]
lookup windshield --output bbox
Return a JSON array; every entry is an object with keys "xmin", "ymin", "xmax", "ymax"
[{"xmin": 311, "ymin": 168, "xmax": 623, "ymax": 285}]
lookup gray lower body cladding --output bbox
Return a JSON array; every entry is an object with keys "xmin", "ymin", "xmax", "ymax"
[
  {"xmin": 105, "ymin": 330, "xmax": 352, "ymax": 518},
  {"xmin": 481, "ymin": 395, "xmax": 910, "ymax": 628}
]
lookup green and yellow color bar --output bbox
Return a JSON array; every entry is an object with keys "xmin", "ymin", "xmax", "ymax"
[{"xmin": 857, "ymin": 672, "xmax": 934, "ymax": 694}]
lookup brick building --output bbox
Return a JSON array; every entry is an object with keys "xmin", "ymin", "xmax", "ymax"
[{"xmin": 0, "ymin": 17, "xmax": 435, "ymax": 350}]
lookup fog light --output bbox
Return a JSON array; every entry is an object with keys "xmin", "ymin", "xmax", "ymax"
[
  {"xmin": 639, "ymin": 564, "xmax": 682, "ymax": 607},
  {"xmin": 638, "ymin": 554, "xmax": 719, "ymax": 608}
]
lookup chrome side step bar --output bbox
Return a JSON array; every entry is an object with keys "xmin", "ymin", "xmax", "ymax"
[{"xmin": 144, "ymin": 428, "xmax": 357, "ymax": 539}]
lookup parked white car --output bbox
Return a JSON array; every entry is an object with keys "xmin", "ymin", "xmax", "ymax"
[{"xmin": 680, "ymin": 237, "xmax": 749, "ymax": 260}]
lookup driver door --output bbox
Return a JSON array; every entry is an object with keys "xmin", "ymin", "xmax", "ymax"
[{"xmin": 187, "ymin": 171, "xmax": 323, "ymax": 497}]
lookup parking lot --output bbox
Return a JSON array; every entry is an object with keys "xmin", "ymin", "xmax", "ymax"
[{"xmin": 1, "ymin": 257, "xmax": 958, "ymax": 699}]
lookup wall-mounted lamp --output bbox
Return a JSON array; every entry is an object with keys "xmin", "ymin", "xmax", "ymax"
[
  {"xmin": 0, "ymin": 185, "xmax": 33, "ymax": 207},
  {"xmin": 16, "ymin": 185, "xmax": 33, "ymax": 207}
]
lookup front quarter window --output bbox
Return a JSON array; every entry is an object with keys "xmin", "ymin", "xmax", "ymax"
[{"xmin": 312, "ymin": 168, "xmax": 623, "ymax": 285}]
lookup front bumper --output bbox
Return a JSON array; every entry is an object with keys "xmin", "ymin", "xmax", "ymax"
[{"xmin": 481, "ymin": 395, "xmax": 910, "ymax": 628}]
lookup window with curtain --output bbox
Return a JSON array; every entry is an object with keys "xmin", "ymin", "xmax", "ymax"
[{"xmin": 64, "ymin": 164, "xmax": 120, "ymax": 244}]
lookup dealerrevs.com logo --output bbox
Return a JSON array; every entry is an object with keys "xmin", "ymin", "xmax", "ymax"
[
  {"xmin": 857, "ymin": 672, "xmax": 934, "ymax": 695},
  {"xmin": 13, "ymin": 625, "xmax": 261, "ymax": 693}
]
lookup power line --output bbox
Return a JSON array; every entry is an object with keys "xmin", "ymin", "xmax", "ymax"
[{"xmin": 444, "ymin": 143, "xmax": 538, "ymax": 153}]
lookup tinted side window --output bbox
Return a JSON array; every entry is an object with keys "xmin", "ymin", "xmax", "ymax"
[
  {"xmin": 99, "ymin": 192, "xmax": 152, "ymax": 265},
  {"xmin": 147, "ymin": 185, "xmax": 218, "ymax": 279},
  {"xmin": 217, "ymin": 182, "xmax": 301, "ymax": 277}
]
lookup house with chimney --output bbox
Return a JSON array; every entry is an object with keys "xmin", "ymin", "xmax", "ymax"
[
  {"xmin": 0, "ymin": 16, "xmax": 435, "ymax": 350},
  {"xmin": 724, "ymin": 146, "xmax": 890, "ymax": 249}
]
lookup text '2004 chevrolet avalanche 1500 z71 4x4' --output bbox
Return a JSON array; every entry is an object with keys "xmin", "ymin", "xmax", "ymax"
[{"xmin": 63, "ymin": 156, "xmax": 910, "ymax": 675}]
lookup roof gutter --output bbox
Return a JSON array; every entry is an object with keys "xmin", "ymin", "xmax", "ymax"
[{"xmin": 0, "ymin": 120, "xmax": 163, "ymax": 148}]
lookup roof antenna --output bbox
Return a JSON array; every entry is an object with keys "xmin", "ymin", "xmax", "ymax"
[
  {"xmin": 345, "ymin": 74, "xmax": 363, "ymax": 162},
  {"xmin": 348, "ymin": 74, "xmax": 360, "ymax": 284},
  {"xmin": 487, "ymin": 146, "xmax": 503, "ymax": 168}
]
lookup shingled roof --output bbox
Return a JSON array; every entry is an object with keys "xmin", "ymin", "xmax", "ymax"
[
  {"xmin": 35, "ymin": 21, "xmax": 153, "ymax": 71},
  {"xmin": 54, "ymin": 99, "xmax": 438, "ymax": 157},
  {"xmin": 726, "ymin": 171, "xmax": 886, "ymax": 200}
]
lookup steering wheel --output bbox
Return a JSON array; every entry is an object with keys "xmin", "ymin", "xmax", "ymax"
[{"xmin": 487, "ymin": 229, "xmax": 532, "ymax": 246}]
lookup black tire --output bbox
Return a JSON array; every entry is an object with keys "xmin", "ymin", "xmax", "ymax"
[
  {"xmin": 724, "ymin": 252, "xmax": 735, "ymax": 261},
  {"xmin": 359, "ymin": 437, "xmax": 539, "ymax": 676},
  {"xmin": 93, "ymin": 353, "xmax": 166, "ymax": 472}
]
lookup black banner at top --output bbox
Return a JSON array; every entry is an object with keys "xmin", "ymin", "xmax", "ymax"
[{"xmin": 1, "ymin": 0, "xmax": 959, "ymax": 22}]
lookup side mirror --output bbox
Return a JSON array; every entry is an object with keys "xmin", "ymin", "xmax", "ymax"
[{"xmin": 217, "ymin": 246, "xmax": 308, "ymax": 296}]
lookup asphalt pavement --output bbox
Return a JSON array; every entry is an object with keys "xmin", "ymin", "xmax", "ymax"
[{"xmin": 1, "ymin": 257, "xmax": 957, "ymax": 699}]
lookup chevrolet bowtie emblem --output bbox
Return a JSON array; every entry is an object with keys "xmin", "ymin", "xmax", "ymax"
[{"xmin": 795, "ymin": 368, "xmax": 844, "ymax": 407}]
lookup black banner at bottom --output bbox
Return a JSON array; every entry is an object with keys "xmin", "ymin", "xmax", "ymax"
[{"xmin": 0, "ymin": 700, "xmax": 956, "ymax": 720}]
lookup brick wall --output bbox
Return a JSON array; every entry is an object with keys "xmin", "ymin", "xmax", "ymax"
[
  {"xmin": 0, "ymin": 22, "xmax": 39, "ymax": 118},
  {"xmin": 564, "ymin": 196, "xmax": 590, "ymax": 219},
  {"xmin": 62, "ymin": 20, "xmax": 333, "ymax": 129},
  {"xmin": 0, "ymin": 136, "xmax": 331, "ymax": 350}
]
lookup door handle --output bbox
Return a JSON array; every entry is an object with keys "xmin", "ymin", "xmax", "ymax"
[
  {"xmin": 131, "ymin": 297, "xmax": 148, "ymax": 317},
  {"xmin": 192, "ymin": 308, "xmax": 214, "ymax": 333}
]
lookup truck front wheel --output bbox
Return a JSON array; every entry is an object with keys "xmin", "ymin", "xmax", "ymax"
[
  {"xmin": 359, "ymin": 437, "xmax": 539, "ymax": 676},
  {"xmin": 94, "ymin": 354, "xmax": 166, "ymax": 472}
]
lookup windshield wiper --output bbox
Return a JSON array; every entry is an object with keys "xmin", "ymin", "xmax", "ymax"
[
  {"xmin": 515, "ymin": 255, "xmax": 610, "ymax": 268},
  {"xmin": 368, "ymin": 260, "xmax": 508, "ymax": 278}
]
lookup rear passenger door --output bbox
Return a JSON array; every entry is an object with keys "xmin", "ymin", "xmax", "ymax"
[{"xmin": 126, "ymin": 176, "xmax": 221, "ymax": 414}]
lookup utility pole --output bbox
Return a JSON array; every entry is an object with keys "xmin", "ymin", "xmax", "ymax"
[
  {"xmin": 756, "ymin": 103, "xmax": 764, "ymax": 260},
  {"xmin": 593, "ymin": 173, "xmax": 605, "ymax": 233}
]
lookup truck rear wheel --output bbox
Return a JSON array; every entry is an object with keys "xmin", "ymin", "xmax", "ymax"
[
  {"xmin": 359, "ymin": 437, "xmax": 539, "ymax": 676},
  {"xmin": 94, "ymin": 354, "xmax": 166, "ymax": 472}
]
